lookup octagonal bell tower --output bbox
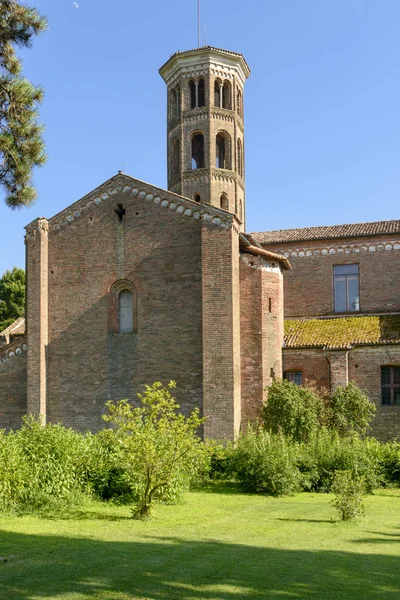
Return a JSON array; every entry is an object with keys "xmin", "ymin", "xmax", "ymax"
[{"xmin": 159, "ymin": 46, "xmax": 250, "ymax": 230}]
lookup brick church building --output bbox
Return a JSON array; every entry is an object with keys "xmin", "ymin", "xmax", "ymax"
[{"xmin": 0, "ymin": 46, "xmax": 399, "ymax": 440}]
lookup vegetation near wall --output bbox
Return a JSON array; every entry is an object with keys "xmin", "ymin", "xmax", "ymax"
[
  {"xmin": 0, "ymin": 267, "xmax": 25, "ymax": 331},
  {"xmin": 0, "ymin": 380, "xmax": 398, "ymax": 520}
]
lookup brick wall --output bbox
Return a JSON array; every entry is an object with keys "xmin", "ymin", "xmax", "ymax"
[
  {"xmin": 349, "ymin": 346, "xmax": 400, "ymax": 441},
  {"xmin": 202, "ymin": 223, "xmax": 241, "ymax": 440},
  {"xmin": 45, "ymin": 188, "xmax": 205, "ymax": 432},
  {"xmin": 240, "ymin": 254, "xmax": 284, "ymax": 426},
  {"xmin": 283, "ymin": 348, "xmax": 330, "ymax": 390},
  {"xmin": 264, "ymin": 235, "xmax": 400, "ymax": 317},
  {"xmin": 0, "ymin": 342, "xmax": 27, "ymax": 430}
]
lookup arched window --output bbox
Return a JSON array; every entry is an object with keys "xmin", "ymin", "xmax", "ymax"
[
  {"xmin": 192, "ymin": 133, "xmax": 205, "ymax": 169},
  {"xmin": 109, "ymin": 280, "xmax": 136, "ymax": 334},
  {"xmin": 216, "ymin": 135, "xmax": 225, "ymax": 169},
  {"xmin": 222, "ymin": 80, "xmax": 232, "ymax": 109},
  {"xmin": 171, "ymin": 138, "xmax": 180, "ymax": 181},
  {"xmin": 175, "ymin": 84, "xmax": 180, "ymax": 116},
  {"xmin": 220, "ymin": 193, "xmax": 229, "ymax": 211},
  {"xmin": 194, "ymin": 193, "xmax": 201, "ymax": 202},
  {"xmin": 119, "ymin": 290, "xmax": 133, "ymax": 333},
  {"xmin": 198, "ymin": 78, "xmax": 205, "ymax": 107},
  {"xmin": 170, "ymin": 89, "xmax": 177, "ymax": 118},
  {"xmin": 189, "ymin": 80, "xmax": 196, "ymax": 109},
  {"xmin": 236, "ymin": 89, "xmax": 242, "ymax": 116},
  {"xmin": 239, "ymin": 199, "xmax": 243, "ymax": 222},
  {"xmin": 214, "ymin": 79, "xmax": 222, "ymax": 107},
  {"xmin": 237, "ymin": 138, "xmax": 243, "ymax": 177},
  {"xmin": 216, "ymin": 131, "xmax": 231, "ymax": 169}
]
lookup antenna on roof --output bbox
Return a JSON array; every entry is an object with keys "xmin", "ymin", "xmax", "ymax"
[{"xmin": 197, "ymin": 0, "xmax": 200, "ymax": 47}]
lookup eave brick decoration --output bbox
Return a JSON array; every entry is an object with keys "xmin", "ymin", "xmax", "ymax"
[
  {"xmin": 253, "ymin": 220, "xmax": 400, "ymax": 245},
  {"xmin": 284, "ymin": 315, "xmax": 400, "ymax": 350}
]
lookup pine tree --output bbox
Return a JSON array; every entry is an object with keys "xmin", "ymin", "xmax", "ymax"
[
  {"xmin": 0, "ymin": 0, "xmax": 47, "ymax": 208},
  {"xmin": 0, "ymin": 267, "xmax": 25, "ymax": 331}
]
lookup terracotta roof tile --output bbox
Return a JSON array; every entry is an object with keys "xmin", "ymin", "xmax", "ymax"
[
  {"xmin": 284, "ymin": 315, "xmax": 400, "ymax": 349},
  {"xmin": 0, "ymin": 316, "xmax": 25, "ymax": 337},
  {"xmin": 253, "ymin": 220, "xmax": 400, "ymax": 245}
]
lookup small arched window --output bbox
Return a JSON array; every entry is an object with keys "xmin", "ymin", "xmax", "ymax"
[
  {"xmin": 170, "ymin": 89, "xmax": 177, "ymax": 118},
  {"xmin": 216, "ymin": 135, "xmax": 225, "ymax": 169},
  {"xmin": 194, "ymin": 193, "xmax": 201, "ymax": 202},
  {"xmin": 192, "ymin": 133, "xmax": 205, "ymax": 169},
  {"xmin": 171, "ymin": 138, "xmax": 180, "ymax": 181},
  {"xmin": 189, "ymin": 80, "xmax": 196, "ymax": 109},
  {"xmin": 109, "ymin": 280, "xmax": 136, "ymax": 334},
  {"xmin": 119, "ymin": 290, "xmax": 133, "ymax": 333},
  {"xmin": 237, "ymin": 138, "xmax": 243, "ymax": 177},
  {"xmin": 239, "ymin": 199, "xmax": 243, "ymax": 222},
  {"xmin": 222, "ymin": 80, "xmax": 232, "ymax": 110},
  {"xmin": 198, "ymin": 78, "xmax": 205, "ymax": 107},
  {"xmin": 220, "ymin": 194, "xmax": 229, "ymax": 211},
  {"xmin": 214, "ymin": 79, "xmax": 222, "ymax": 107},
  {"xmin": 237, "ymin": 89, "xmax": 242, "ymax": 116},
  {"xmin": 175, "ymin": 85, "xmax": 180, "ymax": 116}
]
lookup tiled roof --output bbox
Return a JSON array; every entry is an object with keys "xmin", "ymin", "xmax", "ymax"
[
  {"xmin": 284, "ymin": 315, "xmax": 400, "ymax": 350},
  {"xmin": 0, "ymin": 316, "xmax": 25, "ymax": 337},
  {"xmin": 253, "ymin": 220, "xmax": 400, "ymax": 245}
]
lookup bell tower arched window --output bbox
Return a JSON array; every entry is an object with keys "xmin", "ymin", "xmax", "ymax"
[
  {"xmin": 214, "ymin": 79, "xmax": 222, "ymax": 107},
  {"xmin": 192, "ymin": 133, "xmax": 205, "ymax": 169},
  {"xmin": 109, "ymin": 280, "xmax": 137, "ymax": 334},
  {"xmin": 236, "ymin": 89, "xmax": 242, "ymax": 116},
  {"xmin": 222, "ymin": 80, "xmax": 232, "ymax": 109},
  {"xmin": 216, "ymin": 131, "xmax": 231, "ymax": 170},
  {"xmin": 237, "ymin": 138, "xmax": 243, "ymax": 177},
  {"xmin": 198, "ymin": 78, "xmax": 205, "ymax": 107},
  {"xmin": 171, "ymin": 138, "xmax": 180, "ymax": 181},
  {"xmin": 220, "ymin": 193, "xmax": 229, "ymax": 211},
  {"xmin": 189, "ymin": 80, "xmax": 196, "ymax": 109}
]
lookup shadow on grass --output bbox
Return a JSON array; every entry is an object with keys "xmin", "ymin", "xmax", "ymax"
[
  {"xmin": 276, "ymin": 518, "xmax": 333, "ymax": 524},
  {"xmin": 1, "ymin": 530, "xmax": 400, "ymax": 599}
]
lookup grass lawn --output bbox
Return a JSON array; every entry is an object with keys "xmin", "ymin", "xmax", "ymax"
[{"xmin": 1, "ymin": 484, "xmax": 400, "ymax": 599}]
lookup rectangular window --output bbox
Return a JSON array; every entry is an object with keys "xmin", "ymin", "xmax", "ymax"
[
  {"xmin": 381, "ymin": 366, "xmax": 400, "ymax": 406},
  {"xmin": 284, "ymin": 371, "xmax": 303, "ymax": 386},
  {"xmin": 333, "ymin": 264, "xmax": 360, "ymax": 312}
]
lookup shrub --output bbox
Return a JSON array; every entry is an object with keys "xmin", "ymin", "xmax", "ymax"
[
  {"xmin": 331, "ymin": 470, "xmax": 366, "ymax": 521},
  {"xmin": 230, "ymin": 427, "xmax": 300, "ymax": 496},
  {"xmin": 376, "ymin": 441, "xmax": 400, "ymax": 487},
  {"xmin": 330, "ymin": 383, "xmax": 376, "ymax": 436},
  {"xmin": 0, "ymin": 416, "xmax": 89, "ymax": 512},
  {"xmin": 298, "ymin": 429, "xmax": 380, "ymax": 493},
  {"xmin": 103, "ymin": 382, "xmax": 206, "ymax": 519},
  {"xmin": 261, "ymin": 379, "xmax": 327, "ymax": 442}
]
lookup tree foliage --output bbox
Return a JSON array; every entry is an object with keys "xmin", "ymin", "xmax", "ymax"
[
  {"xmin": 0, "ymin": 0, "xmax": 47, "ymax": 208},
  {"xmin": 261, "ymin": 379, "xmax": 376, "ymax": 442},
  {"xmin": 0, "ymin": 266, "xmax": 25, "ymax": 331},
  {"xmin": 103, "ymin": 382, "xmax": 206, "ymax": 519},
  {"xmin": 330, "ymin": 382, "xmax": 376, "ymax": 437}
]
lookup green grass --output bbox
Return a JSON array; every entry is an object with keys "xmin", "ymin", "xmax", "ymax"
[{"xmin": 1, "ymin": 484, "xmax": 400, "ymax": 599}]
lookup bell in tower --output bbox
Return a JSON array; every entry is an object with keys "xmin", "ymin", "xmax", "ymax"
[{"xmin": 159, "ymin": 46, "xmax": 250, "ymax": 230}]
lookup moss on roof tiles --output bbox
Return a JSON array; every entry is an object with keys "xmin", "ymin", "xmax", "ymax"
[{"xmin": 284, "ymin": 315, "xmax": 400, "ymax": 349}]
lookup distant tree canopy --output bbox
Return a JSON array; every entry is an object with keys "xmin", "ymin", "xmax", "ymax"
[
  {"xmin": 0, "ymin": 0, "xmax": 47, "ymax": 208},
  {"xmin": 0, "ymin": 266, "xmax": 25, "ymax": 331}
]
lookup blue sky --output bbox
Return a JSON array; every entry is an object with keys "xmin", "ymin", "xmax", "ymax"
[{"xmin": 1, "ymin": 0, "xmax": 399, "ymax": 276}]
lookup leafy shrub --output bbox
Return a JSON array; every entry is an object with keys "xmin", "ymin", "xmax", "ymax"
[
  {"xmin": 330, "ymin": 383, "xmax": 376, "ymax": 436},
  {"xmin": 261, "ymin": 379, "xmax": 327, "ymax": 442},
  {"xmin": 298, "ymin": 429, "xmax": 380, "ymax": 493},
  {"xmin": 230, "ymin": 427, "xmax": 300, "ymax": 496},
  {"xmin": 331, "ymin": 470, "xmax": 366, "ymax": 521},
  {"xmin": 376, "ymin": 441, "xmax": 400, "ymax": 486},
  {"xmin": 0, "ymin": 416, "xmax": 89, "ymax": 512},
  {"xmin": 103, "ymin": 382, "xmax": 206, "ymax": 519}
]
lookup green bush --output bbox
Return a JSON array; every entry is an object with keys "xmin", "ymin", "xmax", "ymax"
[
  {"xmin": 298, "ymin": 429, "xmax": 380, "ymax": 493},
  {"xmin": 331, "ymin": 470, "xmax": 366, "ymax": 521},
  {"xmin": 376, "ymin": 441, "xmax": 400, "ymax": 486},
  {"xmin": 103, "ymin": 382, "xmax": 206, "ymax": 519},
  {"xmin": 261, "ymin": 379, "xmax": 327, "ymax": 442},
  {"xmin": 230, "ymin": 427, "xmax": 300, "ymax": 496},
  {"xmin": 0, "ymin": 416, "xmax": 89, "ymax": 512},
  {"xmin": 330, "ymin": 383, "xmax": 376, "ymax": 436}
]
